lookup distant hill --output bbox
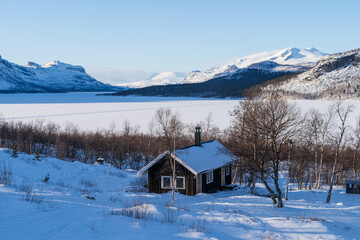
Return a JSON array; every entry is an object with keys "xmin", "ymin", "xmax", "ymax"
[
  {"xmin": 110, "ymin": 47, "xmax": 325, "ymax": 98},
  {"xmin": 0, "ymin": 55, "xmax": 122, "ymax": 93},
  {"xmin": 107, "ymin": 69, "xmax": 295, "ymax": 98}
]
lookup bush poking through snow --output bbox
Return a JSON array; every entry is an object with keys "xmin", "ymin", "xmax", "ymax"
[
  {"xmin": 127, "ymin": 176, "xmax": 147, "ymax": 192},
  {"xmin": 17, "ymin": 182, "xmax": 44, "ymax": 204},
  {"xmin": 43, "ymin": 174, "xmax": 50, "ymax": 183},
  {"xmin": 80, "ymin": 177, "xmax": 97, "ymax": 188},
  {"xmin": 88, "ymin": 219, "xmax": 97, "ymax": 232},
  {"xmin": 180, "ymin": 218, "xmax": 207, "ymax": 232},
  {"xmin": 109, "ymin": 194, "xmax": 122, "ymax": 203},
  {"xmin": 293, "ymin": 214, "xmax": 326, "ymax": 222},
  {"xmin": 161, "ymin": 206, "xmax": 179, "ymax": 223},
  {"xmin": 0, "ymin": 160, "xmax": 13, "ymax": 185},
  {"xmin": 120, "ymin": 196, "xmax": 153, "ymax": 220}
]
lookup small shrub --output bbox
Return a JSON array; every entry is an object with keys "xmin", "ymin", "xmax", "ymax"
[
  {"xmin": 0, "ymin": 160, "xmax": 13, "ymax": 185},
  {"xmin": 37, "ymin": 200, "xmax": 59, "ymax": 212},
  {"xmin": 161, "ymin": 206, "xmax": 179, "ymax": 223},
  {"xmin": 43, "ymin": 174, "xmax": 50, "ymax": 183},
  {"xmin": 106, "ymin": 171, "xmax": 127, "ymax": 178},
  {"xmin": 127, "ymin": 176, "xmax": 147, "ymax": 192},
  {"xmin": 56, "ymin": 180, "xmax": 72, "ymax": 189},
  {"xmin": 88, "ymin": 219, "xmax": 97, "ymax": 232},
  {"xmin": 109, "ymin": 194, "xmax": 122, "ymax": 203},
  {"xmin": 109, "ymin": 209, "xmax": 122, "ymax": 215},
  {"xmin": 291, "ymin": 214, "xmax": 326, "ymax": 223},
  {"xmin": 178, "ymin": 205, "xmax": 190, "ymax": 212},
  {"xmin": 180, "ymin": 218, "xmax": 207, "ymax": 232},
  {"xmin": 80, "ymin": 177, "xmax": 97, "ymax": 188},
  {"xmin": 18, "ymin": 183, "xmax": 44, "ymax": 203},
  {"xmin": 120, "ymin": 196, "xmax": 152, "ymax": 220}
]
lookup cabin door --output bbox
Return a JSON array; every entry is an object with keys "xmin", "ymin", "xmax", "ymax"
[{"xmin": 221, "ymin": 167, "xmax": 225, "ymax": 186}]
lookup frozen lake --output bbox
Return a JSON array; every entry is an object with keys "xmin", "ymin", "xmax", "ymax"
[
  {"xmin": 0, "ymin": 92, "xmax": 240, "ymax": 131},
  {"xmin": 0, "ymin": 92, "xmax": 360, "ymax": 132}
]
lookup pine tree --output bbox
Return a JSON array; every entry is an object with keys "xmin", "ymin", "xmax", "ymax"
[
  {"xmin": 11, "ymin": 144, "xmax": 18, "ymax": 158},
  {"xmin": 33, "ymin": 149, "xmax": 41, "ymax": 161}
]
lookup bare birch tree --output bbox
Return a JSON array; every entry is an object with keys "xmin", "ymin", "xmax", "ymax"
[
  {"xmin": 326, "ymin": 102, "xmax": 353, "ymax": 203},
  {"xmin": 154, "ymin": 108, "xmax": 183, "ymax": 207}
]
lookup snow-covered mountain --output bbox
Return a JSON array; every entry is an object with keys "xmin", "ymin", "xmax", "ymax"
[
  {"xmin": 263, "ymin": 48, "xmax": 360, "ymax": 99},
  {"xmin": 0, "ymin": 55, "xmax": 120, "ymax": 92},
  {"xmin": 115, "ymin": 71, "xmax": 189, "ymax": 88},
  {"xmin": 182, "ymin": 47, "xmax": 326, "ymax": 84}
]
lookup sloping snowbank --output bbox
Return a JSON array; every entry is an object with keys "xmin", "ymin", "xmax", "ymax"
[{"xmin": 1, "ymin": 149, "xmax": 360, "ymax": 239}]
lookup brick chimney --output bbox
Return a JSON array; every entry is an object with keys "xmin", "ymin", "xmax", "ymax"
[{"xmin": 195, "ymin": 127, "xmax": 201, "ymax": 146}]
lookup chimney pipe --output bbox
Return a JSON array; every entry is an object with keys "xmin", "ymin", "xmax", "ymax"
[{"xmin": 195, "ymin": 127, "xmax": 201, "ymax": 146}]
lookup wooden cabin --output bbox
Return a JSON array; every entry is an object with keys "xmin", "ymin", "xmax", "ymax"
[
  {"xmin": 137, "ymin": 127, "xmax": 236, "ymax": 196},
  {"xmin": 346, "ymin": 180, "xmax": 360, "ymax": 194}
]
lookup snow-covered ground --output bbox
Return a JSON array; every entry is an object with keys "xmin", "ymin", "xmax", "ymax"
[
  {"xmin": 1, "ymin": 93, "xmax": 360, "ymax": 132},
  {"xmin": 1, "ymin": 149, "xmax": 360, "ymax": 239}
]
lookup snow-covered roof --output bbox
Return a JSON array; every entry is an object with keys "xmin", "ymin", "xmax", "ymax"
[{"xmin": 138, "ymin": 140, "xmax": 236, "ymax": 176}]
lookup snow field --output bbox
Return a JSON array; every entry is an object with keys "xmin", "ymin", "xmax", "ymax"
[{"xmin": 1, "ymin": 149, "xmax": 360, "ymax": 239}]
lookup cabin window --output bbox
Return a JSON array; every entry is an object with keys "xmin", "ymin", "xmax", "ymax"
[
  {"xmin": 161, "ymin": 176, "xmax": 172, "ymax": 189},
  {"xmin": 226, "ymin": 164, "xmax": 230, "ymax": 176},
  {"xmin": 176, "ymin": 177, "xmax": 185, "ymax": 189},
  {"xmin": 206, "ymin": 171, "xmax": 214, "ymax": 184},
  {"xmin": 349, "ymin": 184, "xmax": 353, "ymax": 188}
]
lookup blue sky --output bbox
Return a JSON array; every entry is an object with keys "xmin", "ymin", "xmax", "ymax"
[{"xmin": 0, "ymin": 0, "xmax": 359, "ymax": 83}]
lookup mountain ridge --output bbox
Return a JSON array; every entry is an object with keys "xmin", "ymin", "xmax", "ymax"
[
  {"xmin": 0, "ymin": 56, "xmax": 121, "ymax": 93},
  {"xmin": 261, "ymin": 48, "xmax": 360, "ymax": 99},
  {"xmin": 182, "ymin": 47, "xmax": 326, "ymax": 84}
]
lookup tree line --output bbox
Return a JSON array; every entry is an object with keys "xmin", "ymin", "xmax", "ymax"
[
  {"xmin": 0, "ymin": 111, "xmax": 219, "ymax": 171},
  {"xmin": 226, "ymin": 95, "xmax": 359, "ymax": 207}
]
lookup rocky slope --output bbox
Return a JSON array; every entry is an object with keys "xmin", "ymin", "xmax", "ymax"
[
  {"xmin": 0, "ymin": 55, "xmax": 120, "ymax": 93},
  {"xmin": 262, "ymin": 48, "xmax": 360, "ymax": 99}
]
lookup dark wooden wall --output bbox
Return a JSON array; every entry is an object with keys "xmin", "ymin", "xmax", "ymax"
[
  {"xmin": 201, "ymin": 168, "xmax": 222, "ymax": 193},
  {"xmin": 148, "ymin": 155, "xmax": 196, "ymax": 196},
  {"xmin": 346, "ymin": 183, "xmax": 360, "ymax": 194}
]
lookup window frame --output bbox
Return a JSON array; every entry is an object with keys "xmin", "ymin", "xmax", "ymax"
[
  {"xmin": 225, "ymin": 164, "xmax": 230, "ymax": 176},
  {"xmin": 161, "ymin": 176, "xmax": 173, "ymax": 189},
  {"xmin": 206, "ymin": 171, "xmax": 214, "ymax": 184},
  {"xmin": 175, "ymin": 176, "xmax": 185, "ymax": 190}
]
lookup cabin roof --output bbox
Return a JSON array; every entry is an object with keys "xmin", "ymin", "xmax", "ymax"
[{"xmin": 137, "ymin": 140, "xmax": 236, "ymax": 176}]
